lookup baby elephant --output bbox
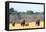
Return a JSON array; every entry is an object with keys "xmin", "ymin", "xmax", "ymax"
[
  {"xmin": 21, "ymin": 20, "xmax": 29, "ymax": 26},
  {"xmin": 36, "ymin": 19, "xmax": 40, "ymax": 26},
  {"xmin": 21, "ymin": 20, "xmax": 25, "ymax": 26}
]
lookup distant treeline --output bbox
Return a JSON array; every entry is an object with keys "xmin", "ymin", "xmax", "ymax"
[{"xmin": 9, "ymin": 8, "xmax": 44, "ymax": 15}]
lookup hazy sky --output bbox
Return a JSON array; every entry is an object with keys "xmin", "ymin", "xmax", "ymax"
[{"xmin": 9, "ymin": 3, "xmax": 44, "ymax": 13}]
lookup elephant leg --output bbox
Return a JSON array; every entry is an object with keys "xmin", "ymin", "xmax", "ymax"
[{"xmin": 12, "ymin": 22, "xmax": 15, "ymax": 27}]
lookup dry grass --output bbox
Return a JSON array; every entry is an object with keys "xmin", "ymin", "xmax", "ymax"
[{"xmin": 9, "ymin": 21, "xmax": 44, "ymax": 29}]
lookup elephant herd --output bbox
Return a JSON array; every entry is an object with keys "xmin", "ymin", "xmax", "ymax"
[
  {"xmin": 10, "ymin": 15, "xmax": 43, "ymax": 27},
  {"xmin": 12, "ymin": 19, "xmax": 40, "ymax": 27}
]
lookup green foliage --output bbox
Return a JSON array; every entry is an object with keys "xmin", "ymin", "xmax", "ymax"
[
  {"xmin": 9, "ymin": 8, "xmax": 43, "ymax": 15},
  {"xmin": 9, "ymin": 8, "xmax": 18, "ymax": 15},
  {"xmin": 26, "ymin": 10, "xmax": 34, "ymax": 15},
  {"xmin": 9, "ymin": 8, "xmax": 14, "ymax": 14}
]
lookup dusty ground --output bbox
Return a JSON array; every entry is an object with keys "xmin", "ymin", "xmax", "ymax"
[{"xmin": 9, "ymin": 21, "xmax": 44, "ymax": 29}]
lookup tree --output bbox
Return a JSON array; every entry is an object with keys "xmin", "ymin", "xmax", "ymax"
[
  {"xmin": 43, "ymin": 11, "xmax": 44, "ymax": 14},
  {"xmin": 35, "ymin": 12, "xmax": 42, "ymax": 14},
  {"xmin": 35, "ymin": 12, "xmax": 40, "ymax": 14},
  {"xmin": 9, "ymin": 8, "xmax": 14, "ymax": 14},
  {"xmin": 12, "ymin": 11, "xmax": 18, "ymax": 15},
  {"xmin": 26, "ymin": 10, "xmax": 34, "ymax": 14}
]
